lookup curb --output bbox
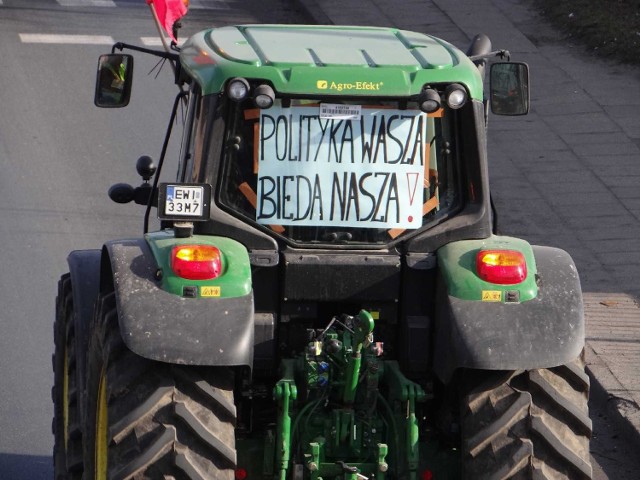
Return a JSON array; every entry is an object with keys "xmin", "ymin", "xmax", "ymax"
[{"xmin": 585, "ymin": 343, "xmax": 640, "ymax": 448}]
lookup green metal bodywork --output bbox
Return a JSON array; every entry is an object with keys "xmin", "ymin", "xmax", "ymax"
[
  {"xmin": 145, "ymin": 231, "xmax": 252, "ymax": 298},
  {"xmin": 179, "ymin": 25, "xmax": 484, "ymax": 99},
  {"xmin": 437, "ymin": 235, "xmax": 538, "ymax": 302}
]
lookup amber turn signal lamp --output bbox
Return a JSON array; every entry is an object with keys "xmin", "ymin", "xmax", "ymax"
[
  {"xmin": 171, "ymin": 245, "xmax": 222, "ymax": 280},
  {"xmin": 476, "ymin": 249, "xmax": 527, "ymax": 285}
]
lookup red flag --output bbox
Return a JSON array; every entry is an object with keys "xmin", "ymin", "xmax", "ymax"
[{"xmin": 147, "ymin": 0, "xmax": 188, "ymax": 42}]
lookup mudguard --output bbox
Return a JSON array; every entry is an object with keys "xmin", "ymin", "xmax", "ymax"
[
  {"xmin": 433, "ymin": 241, "xmax": 584, "ymax": 383},
  {"xmin": 104, "ymin": 237, "xmax": 254, "ymax": 367},
  {"xmin": 67, "ymin": 249, "xmax": 102, "ymax": 406}
]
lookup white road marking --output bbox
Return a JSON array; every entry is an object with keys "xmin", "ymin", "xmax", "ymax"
[
  {"xmin": 57, "ymin": 0, "xmax": 116, "ymax": 6},
  {"xmin": 19, "ymin": 33, "xmax": 115, "ymax": 44},
  {"xmin": 140, "ymin": 37, "xmax": 186, "ymax": 47},
  {"xmin": 189, "ymin": 0, "xmax": 230, "ymax": 10}
]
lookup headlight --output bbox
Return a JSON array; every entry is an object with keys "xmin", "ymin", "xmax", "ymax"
[
  {"xmin": 227, "ymin": 77, "xmax": 250, "ymax": 101},
  {"xmin": 445, "ymin": 83, "xmax": 467, "ymax": 109}
]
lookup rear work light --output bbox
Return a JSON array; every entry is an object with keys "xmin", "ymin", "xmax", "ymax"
[
  {"xmin": 171, "ymin": 245, "xmax": 222, "ymax": 280},
  {"xmin": 476, "ymin": 249, "xmax": 527, "ymax": 285}
]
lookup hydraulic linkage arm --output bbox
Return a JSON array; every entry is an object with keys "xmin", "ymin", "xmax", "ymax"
[{"xmin": 272, "ymin": 310, "xmax": 426, "ymax": 480}]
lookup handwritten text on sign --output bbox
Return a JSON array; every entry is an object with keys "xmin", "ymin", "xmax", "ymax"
[{"xmin": 256, "ymin": 104, "xmax": 427, "ymax": 229}]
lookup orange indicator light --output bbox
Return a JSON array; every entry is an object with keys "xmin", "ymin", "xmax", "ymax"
[
  {"xmin": 171, "ymin": 245, "xmax": 222, "ymax": 280},
  {"xmin": 476, "ymin": 249, "xmax": 527, "ymax": 285}
]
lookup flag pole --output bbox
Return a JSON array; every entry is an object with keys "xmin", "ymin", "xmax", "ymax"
[{"xmin": 147, "ymin": 1, "xmax": 177, "ymax": 75}]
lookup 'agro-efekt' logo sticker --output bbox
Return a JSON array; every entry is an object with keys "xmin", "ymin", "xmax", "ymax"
[{"xmin": 317, "ymin": 80, "xmax": 383, "ymax": 92}]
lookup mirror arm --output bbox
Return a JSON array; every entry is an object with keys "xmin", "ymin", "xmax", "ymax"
[
  {"xmin": 468, "ymin": 49, "xmax": 511, "ymax": 62},
  {"xmin": 143, "ymin": 90, "xmax": 189, "ymax": 234},
  {"xmin": 111, "ymin": 42, "xmax": 179, "ymax": 63}
]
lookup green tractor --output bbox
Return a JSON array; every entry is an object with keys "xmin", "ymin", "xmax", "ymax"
[{"xmin": 53, "ymin": 23, "xmax": 592, "ymax": 480}]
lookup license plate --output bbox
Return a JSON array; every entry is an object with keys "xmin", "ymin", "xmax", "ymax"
[{"xmin": 158, "ymin": 183, "xmax": 211, "ymax": 221}]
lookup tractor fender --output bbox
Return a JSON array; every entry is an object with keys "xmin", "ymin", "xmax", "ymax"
[
  {"xmin": 103, "ymin": 238, "xmax": 254, "ymax": 367},
  {"xmin": 67, "ymin": 249, "xmax": 102, "ymax": 408},
  {"xmin": 433, "ymin": 245, "xmax": 584, "ymax": 383}
]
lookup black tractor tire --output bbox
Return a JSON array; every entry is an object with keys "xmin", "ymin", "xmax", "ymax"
[
  {"xmin": 53, "ymin": 274, "xmax": 84, "ymax": 480},
  {"xmin": 83, "ymin": 291, "xmax": 237, "ymax": 479},
  {"xmin": 461, "ymin": 354, "xmax": 592, "ymax": 479}
]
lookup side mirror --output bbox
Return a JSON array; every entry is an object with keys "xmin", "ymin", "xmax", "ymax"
[
  {"xmin": 489, "ymin": 62, "xmax": 529, "ymax": 115},
  {"xmin": 94, "ymin": 54, "xmax": 134, "ymax": 108}
]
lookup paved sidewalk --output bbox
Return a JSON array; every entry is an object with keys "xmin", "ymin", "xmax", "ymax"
[{"xmin": 295, "ymin": 0, "xmax": 640, "ymax": 445}]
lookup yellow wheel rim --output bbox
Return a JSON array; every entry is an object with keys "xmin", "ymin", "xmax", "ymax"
[
  {"xmin": 62, "ymin": 345, "xmax": 69, "ymax": 450},
  {"xmin": 95, "ymin": 368, "xmax": 108, "ymax": 480}
]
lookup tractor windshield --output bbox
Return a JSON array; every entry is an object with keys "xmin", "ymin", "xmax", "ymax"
[{"xmin": 218, "ymin": 98, "xmax": 460, "ymax": 246}]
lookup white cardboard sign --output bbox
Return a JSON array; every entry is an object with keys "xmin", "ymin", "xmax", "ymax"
[{"xmin": 256, "ymin": 104, "xmax": 427, "ymax": 229}]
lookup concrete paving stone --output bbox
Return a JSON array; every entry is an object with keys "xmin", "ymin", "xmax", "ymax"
[
  {"xmin": 500, "ymin": 149, "xmax": 582, "ymax": 166},
  {"xmin": 488, "ymin": 165, "xmax": 523, "ymax": 179},
  {"xmin": 491, "ymin": 135, "xmax": 567, "ymax": 153},
  {"xmin": 514, "ymin": 159, "xmax": 586, "ymax": 174},
  {"xmin": 604, "ymin": 104, "xmax": 640, "ymax": 119},
  {"xmin": 577, "ymin": 254, "xmax": 617, "ymax": 271},
  {"xmin": 579, "ymin": 231, "xmax": 640, "ymax": 247},
  {"xmin": 552, "ymin": 202, "xmax": 633, "ymax": 221},
  {"xmin": 493, "ymin": 214, "xmax": 554, "ymax": 234},
  {"xmin": 489, "ymin": 125, "xmax": 560, "ymax": 141},
  {"xmin": 542, "ymin": 192, "xmax": 620, "ymax": 207},
  {"xmin": 595, "ymin": 251, "xmax": 640, "ymax": 266},
  {"xmin": 581, "ymin": 275, "xmax": 620, "ymax": 293},
  {"xmin": 490, "ymin": 125, "xmax": 564, "ymax": 142},
  {"xmin": 536, "ymin": 236, "xmax": 585, "ymax": 252},
  {"xmin": 580, "ymin": 154, "xmax": 640, "ymax": 167},
  {"xmin": 494, "ymin": 206, "xmax": 569, "ymax": 227},
  {"xmin": 555, "ymin": 63, "xmax": 640, "ymax": 101},
  {"xmin": 528, "ymin": 83, "xmax": 591, "ymax": 103},
  {"xmin": 560, "ymin": 132, "xmax": 634, "ymax": 146},
  {"xmin": 619, "ymin": 198, "xmax": 640, "ymax": 211},
  {"xmin": 533, "ymin": 101, "xmax": 602, "ymax": 117},
  {"xmin": 318, "ymin": 0, "xmax": 387, "ymax": 26},
  {"xmin": 510, "ymin": 223, "xmax": 576, "ymax": 241},
  {"xmin": 583, "ymin": 83, "xmax": 640, "ymax": 107},
  {"xmin": 492, "ymin": 0, "xmax": 538, "ymax": 21},
  {"xmin": 571, "ymin": 142, "xmax": 640, "ymax": 157},
  {"xmin": 569, "ymin": 216, "xmax": 640, "ymax": 233},
  {"xmin": 598, "ymin": 174, "xmax": 640, "ymax": 188},
  {"xmin": 554, "ymin": 201, "xmax": 630, "ymax": 218},
  {"xmin": 582, "ymin": 158, "xmax": 635, "ymax": 178},
  {"xmin": 582, "ymin": 238, "xmax": 640, "ymax": 254},
  {"xmin": 606, "ymin": 270, "xmax": 640, "ymax": 290},
  {"xmin": 491, "ymin": 183, "xmax": 544, "ymax": 200},
  {"xmin": 525, "ymin": 169, "xmax": 599, "ymax": 184},
  {"xmin": 376, "ymin": 0, "xmax": 438, "ymax": 23},
  {"xmin": 585, "ymin": 343, "xmax": 640, "ymax": 446},
  {"xmin": 610, "ymin": 186, "xmax": 640, "ymax": 200},
  {"xmin": 538, "ymin": 50, "xmax": 625, "ymax": 84},
  {"xmin": 608, "ymin": 263, "xmax": 640, "ymax": 282},
  {"xmin": 486, "ymin": 119, "xmax": 539, "ymax": 133},
  {"xmin": 543, "ymin": 112, "xmax": 621, "ymax": 134},
  {"xmin": 618, "ymin": 120, "xmax": 640, "ymax": 140},
  {"xmin": 537, "ymin": 179, "xmax": 610, "ymax": 194},
  {"xmin": 522, "ymin": 60, "xmax": 577, "ymax": 86},
  {"xmin": 432, "ymin": 0, "xmax": 537, "ymax": 54}
]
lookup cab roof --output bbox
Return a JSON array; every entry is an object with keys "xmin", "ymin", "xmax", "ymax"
[{"xmin": 179, "ymin": 25, "xmax": 483, "ymax": 99}]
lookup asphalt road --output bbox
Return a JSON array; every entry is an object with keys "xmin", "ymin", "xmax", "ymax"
[
  {"xmin": 0, "ymin": 1, "xmax": 638, "ymax": 479},
  {"xmin": 0, "ymin": 1, "xmax": 309, "ymax": 478}
]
